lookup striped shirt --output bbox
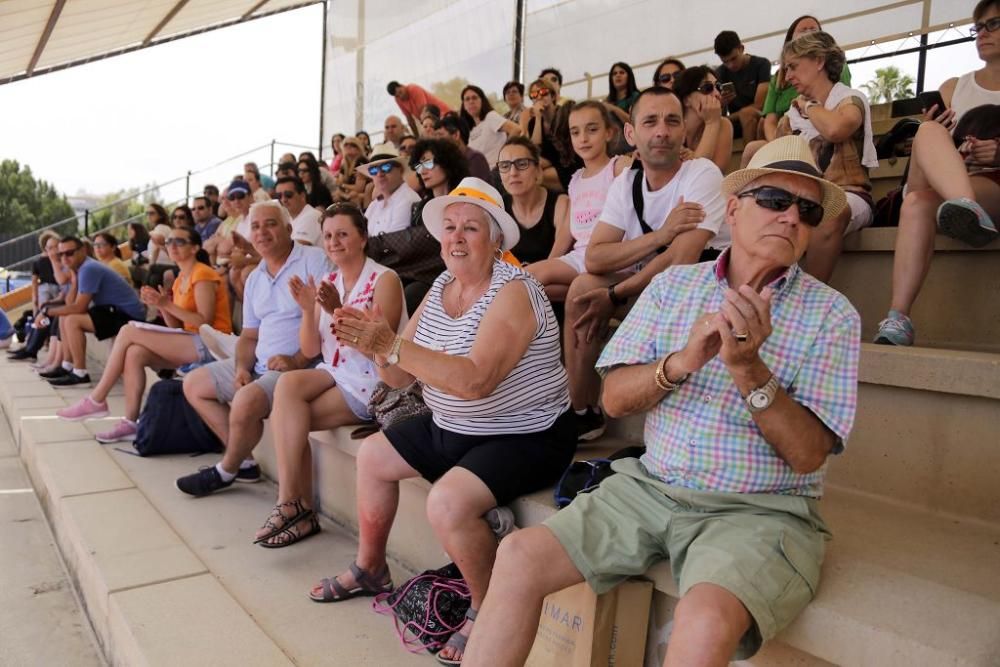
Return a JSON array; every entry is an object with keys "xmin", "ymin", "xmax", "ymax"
[
  {"xmin": 415, "ymin": 260, "xmax": 570, "ymax": 435},
  {"xmin": 596, "ymin": 251, "xmax": 860, "ymax": 497}
]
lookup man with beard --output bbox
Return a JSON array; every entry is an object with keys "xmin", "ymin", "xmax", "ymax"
[{"xmin": 561, "ymin": 86, "xmax": 730, "ymax": 441}]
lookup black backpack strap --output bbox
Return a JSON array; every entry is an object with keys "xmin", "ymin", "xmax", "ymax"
[{"xmin": 630, "ymin": 160, "xmax": 667, "ymax": 254}]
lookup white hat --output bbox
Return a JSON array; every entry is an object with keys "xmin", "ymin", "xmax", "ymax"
[
  {"xmin": 421, "ymin": 177, "xmax": 520, "ymax": 251},
  {"xmin": 721, "ymin": 135, "xmax": 847, "ymax": 225},
  {"xmin": 356, "ymin": 142, "xmax": 407, "ymax": 175}
]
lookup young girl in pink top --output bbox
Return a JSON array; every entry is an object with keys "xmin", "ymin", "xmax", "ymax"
[{"xmin": 526, "ymin": 101, "xmax": 631, "ymax": 301}]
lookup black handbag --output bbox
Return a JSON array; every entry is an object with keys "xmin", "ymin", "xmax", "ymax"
[
  {"xmin": 373, "ymin": 563, "xmax": 471, "ymax": 654},
  {"xmin": 365, "ymin": 199, "xmax": 444, "ymax": 285}
]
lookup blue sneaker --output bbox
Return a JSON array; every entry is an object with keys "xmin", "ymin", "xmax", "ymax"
[
  {"xmin": 936, "ymin": 198, "xmax": 998, "ymax": 248},
  {"xmin": 874, "ymin": 311, "xmax": 915, "ymax": 346}
]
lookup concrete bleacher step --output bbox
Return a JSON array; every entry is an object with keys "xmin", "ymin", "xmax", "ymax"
[
  {"xmin": 0, "ymin": 355, "xmax": 431, "ymax": 667},
  {"xmin": 831, "ymin": 227, "xmax": 1000, "ymax": 353},
  {"xmin": 262, "ymin": 424, "xmax": 1000, "ymax": 666}
]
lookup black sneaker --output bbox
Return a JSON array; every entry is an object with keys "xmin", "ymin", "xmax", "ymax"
[
  {"xmin": 175, "ymin": 466, "xmax": 234, "ymax": 497},
  {"xmin": 39, "ymin": 367, "xmax": 70, "ymax": 379},
  {"xmin": 235, "ymin": 463, "xmax": 262, "ymax": 483},
  {"xmin": 8, "ymin": 350, "xmax": 37, "ymax": 361},
  {"xmin": 48, "ymin": 372, "xmax": 91, "ymax": 387},
  {"xmin": 576, "ymin": 407, "xmax": 606, "ymax": 442}
]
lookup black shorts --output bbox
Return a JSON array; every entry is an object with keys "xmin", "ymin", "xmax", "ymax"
[
  {"xmin": 384, "ymin": 410, "xmax": 577, "ymax": 506},
  {"xmin": 89, "ymin": 305, "xmax": 137, "ymax": 340}
]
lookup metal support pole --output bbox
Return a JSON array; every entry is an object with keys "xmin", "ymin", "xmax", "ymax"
[
  {"xmin": 916, "ymin": 32, "xmax": 929, "ymax": 94},
  {"xmin": 355, "ymin": 0, "xmax": 366, "ymax": 132},
  {"xmin": 270, "ymin": 140, "xmax": 276, "ymax": 177},
  {"xmin": 185, "ymin": 170, "xmax": 191, "ymax": 200},
  {"xmin": 84, "ymin": 209, "xmax": 89, "ymax": 237},
  {"xmin": 319, "ymin": 0, "xmax": 328, "ymax": 160},
  {"xmin": 513, "ymin": 0, "xmax": 526, "ymax": 83}
]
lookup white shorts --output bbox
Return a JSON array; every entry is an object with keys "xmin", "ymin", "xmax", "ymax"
[
  {"xmin": 844, "ymin": 192, "xmax": 874, "ymax": 235},
  {"xmin": 556, "ymin": 248, "xmax": 587, "ymax": 274}
]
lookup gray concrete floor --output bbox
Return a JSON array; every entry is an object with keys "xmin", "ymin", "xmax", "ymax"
[{"xmin": 0, "ymin": 407, "xmax": 104, "ymax": 667}]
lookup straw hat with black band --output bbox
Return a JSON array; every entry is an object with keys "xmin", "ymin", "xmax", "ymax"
[
  {"xmin": 721, "ymin": 135, "xmax": 847, "ymax": 225},
  {"xmin": 421, "ymin": 177, "xmax": 521, "ymax": 252}
]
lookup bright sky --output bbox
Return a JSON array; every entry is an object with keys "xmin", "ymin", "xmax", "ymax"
[{"xmin": 0, "ymin": 4, "xmax": 324, "ymax": 200}]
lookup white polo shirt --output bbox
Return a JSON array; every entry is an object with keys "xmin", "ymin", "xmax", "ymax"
[
  {"xmin": 365, "ymin": 183, "xmax": 421, "ymax": 236},
  {"xmin": 242, "ymin": 243, "xmax": 332, "ymax": 374},
  {"xmin": 290, "ymin": 205, "xmax": 323, "ymax": 245}
]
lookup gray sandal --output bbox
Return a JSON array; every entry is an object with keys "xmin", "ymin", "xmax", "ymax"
[
  {"xmin": 308, "ymin": 561, "xmax": 393, "ymax": 603},
  {"xmin": 436, "ymin": 607, "xmax": 477, "ymax": 665}
]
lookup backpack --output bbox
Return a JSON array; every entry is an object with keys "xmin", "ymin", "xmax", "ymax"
[
  {"xmin": 133, "ymin": 379, "xmax": 223, "ymax": 456},
  {"xmin": 553, "ymin": 445, "xmax": 646, "ymax": 508}
]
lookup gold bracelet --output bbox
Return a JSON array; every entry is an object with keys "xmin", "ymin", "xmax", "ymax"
[{"xmin": 654, "ymin": 352, "xmax": 690, "ymax": 392}]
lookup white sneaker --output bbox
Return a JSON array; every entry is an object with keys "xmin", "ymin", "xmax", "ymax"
[{"xmin": 198, "ymin": 324, "xmax": 237, "ymax": 361}]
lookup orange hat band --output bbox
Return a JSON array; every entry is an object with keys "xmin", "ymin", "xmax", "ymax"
[{"xmin": 448, "ymin": 187, "xmax": 500, "ymax": 208}]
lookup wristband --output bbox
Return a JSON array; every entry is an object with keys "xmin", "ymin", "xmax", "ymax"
[{"xmin": 608, "ymin": 283, "xmax": 628, "ymax": 307}]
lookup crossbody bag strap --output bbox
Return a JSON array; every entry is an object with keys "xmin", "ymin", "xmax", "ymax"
[{"xmin": 631, "ymin": 161, "xmax": 667, "ymax": 254}]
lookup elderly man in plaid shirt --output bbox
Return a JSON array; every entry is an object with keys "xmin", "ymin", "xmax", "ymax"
[{"xmin": 465, "ymin": 135, "xmax": 861, "ymax": 667}]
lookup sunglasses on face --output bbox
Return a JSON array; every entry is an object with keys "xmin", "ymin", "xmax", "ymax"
[
  {"xmin": 737, "ymin": 186, "xmax": 824, "ymax": 226},
  {"xmin": 172, "ymin": 213, "xmax": 187, "ymax": 220},
  {"xmin": 367, "ymin": 162, "xmax": 396, "ymax": 176},
  {"xmin": 970, "ymin": 17, "xmax": 1000, "ymax": 35},
  {"xmin": 227, "ymin": 192, "xmax": 247, "ymax": 201},
  {"xmin": 165, "ymin": 238, "xmax": 192, "ymax": 247},
  {"xmin": 193, "ymin": 205, "xmax": 207, "ymax": 210},
  {"xmin": 529, "ymin": 88, "xmax": 551, "ymax": 100},
  {"xmin": 657, "ymin": 72, "xmax": 677, "ymax": 84},
  {"xmin": 697, "ymin": 81, "xmax": 724, "ymax": 95},
  {"xmin": 275, "ymin": 190, "xmax": 296, "ymax": 200},
  {"xmin": 414, "ymin": 159, "xmax": 436, "ymax": 173},
  {"xmin": 58, "ymin": 248, "xmax": 80, "ymax": 258},
  {"xmin": 497, "ymin": 158, "xmax": 538, "ymax": 173}
]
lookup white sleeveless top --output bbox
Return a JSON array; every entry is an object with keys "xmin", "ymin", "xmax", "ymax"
[
  {"xmin": 318, "ymin": 257, "xmax": 408, "ymax": 407},
  {"xmin": 951, "ymin": 71, "xmax": 1000, "ymax": 122},
  {"xmin": 567, "ymin": 156, "xmax": 619, "ymax": 252},
  {"xmin": 414, "ymin": 260, "xmax": 570, "ymax": 435}
]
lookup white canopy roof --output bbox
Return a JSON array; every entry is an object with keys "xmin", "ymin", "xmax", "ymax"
[{"xmin": 0, "ymin": 0, "xmax": 321, "ymax": 85}]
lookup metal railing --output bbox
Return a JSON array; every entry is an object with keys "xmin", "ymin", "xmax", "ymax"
[{"xmin": 0, "ymin": 139, "xmax": 321, "ymax": 272}]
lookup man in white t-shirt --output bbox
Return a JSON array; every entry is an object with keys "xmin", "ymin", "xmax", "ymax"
[
  {"xmin": 565, "ymin": 86, "xmax": 729, "ymax": 441},
  {"xmin": 274, "ymin": 176, "xmax": 322, "ymax": 246},
  {"xmin": 360, "ymin": 143, "xmax": 420, "ymax": 236},
  {"xmin": 384, "ymin": 115, "xmax": 406, "ymax": 148}
]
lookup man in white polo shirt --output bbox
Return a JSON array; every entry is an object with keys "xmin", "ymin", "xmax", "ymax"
[
  {"xmin": 274, "ymin": 176, "xmax": 322, "ymax": 246},
  {"xmin": 175, "ymin": 200, "xmax": 331, "ymax": 497},
  {"xmin": 361, "ymin": 142, "xmax": 420, "ymax": 236}
]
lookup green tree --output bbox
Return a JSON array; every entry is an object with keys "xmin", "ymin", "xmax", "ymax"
[
  {"xmin": 0, "ymin": 159, "xmax": 75, "ymax": 238},
  {"xmin": 89, "ymin": 187, "xmax": 149, "ymax": 237},
  {"xmin": 861, "ymin": 66, "xmax": 915, "ymax": 104}
]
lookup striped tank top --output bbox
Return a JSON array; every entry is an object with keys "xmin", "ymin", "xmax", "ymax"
[{"xmin": 414, "ymin": 260, "xmax": 570, "ymax": 435}]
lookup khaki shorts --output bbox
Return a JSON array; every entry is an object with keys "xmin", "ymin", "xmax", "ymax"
[
  {"xmin": 544, "ymin": 457, "xmax": 830, "ymax": 659},
  {"xmin": 202, "ymin": 359, "xmax": 281, "ymax": 416}
]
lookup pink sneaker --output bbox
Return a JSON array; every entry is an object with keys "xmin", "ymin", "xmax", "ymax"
[
  {"xmin": 95, "ymin": 419, "xmax": 138, "ymax": 444},
  {"xmin": 57, "ymin": 396, "xmax": 109, "ymax": 421}
]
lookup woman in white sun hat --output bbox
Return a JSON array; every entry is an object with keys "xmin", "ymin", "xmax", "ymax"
[{"xmin": 307, "ymin": 177, "xmax": 574, "ymax": 665}]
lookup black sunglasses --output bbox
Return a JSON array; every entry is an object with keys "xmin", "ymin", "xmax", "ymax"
[
  {"xmin": 737, "ymin": 186, "xmax": 824, "ymax": 226},
  {"xmin": 697, "ymin": 81, "xmax": 725, "ymax": 95},
  {"xmin": 657, "ymin": 72, "xmax": 677, "ymax": 84},
  {"xmin": 227, "ymin": 192, "xmax": 247, "ymax": 201},
  {"xmin": 58, "ymin": 247, "xmax": 80, "ymax": 258},
  {"xmin": 275, "ymin": 190, "xmax": 296, "ymax": 200}
]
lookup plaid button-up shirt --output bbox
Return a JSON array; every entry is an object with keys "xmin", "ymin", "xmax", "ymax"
[{"xmin": 597, "ymin": 252, "xmax": 860, "ymax": 497}]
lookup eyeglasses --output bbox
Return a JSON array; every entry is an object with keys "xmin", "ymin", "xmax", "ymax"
[
  {"xmin": 193, "ymin": 205, "xmax": 207, "ymax": 210},
  {"xmin": 737, "ymin": 186, "xmax": 824, "ymax": 226},
  {"xmin": 92, "ymin": 242, "xmax": 111, "ymax": 249},
  {"xmin": 697, "ymin": 82, "xmax": 725, "ymax": 95},
  {"xmin": 367, "ymin": 163, "xmax": 396, "ymax": 176},
  {"xmin": 57, "ymin": 248, "xmax": 80, "ymax": 258},
  {"xmin": 970, "ymin": 17, "xmax": 1000, "ymax": 35},
  {"xmin": 657, "ymin": 72, "xmax": 677, "ymax": 84},
  {"xmin": 165, "ymin": 238, "xmax": 192, "ymax": 247},
  {"xmin": 226, "ymin": 192, "xmax": 247, "ymax": 201},
  {"xmin": 172, "ymin": 213, "xmax": 187, "ymax": 220},
  {"xmin": 275, "ymin": 190, "xmax": 298, "ymax": 200},
  {"xmin": 414, "ymin": 159, "xmax": 436, "ymax": 173},
  {"xmin": 528, "ymin": 88, "xmax": 551, "ymax": 100},
  {"xmin": 497, "ymin": 158, "xmax": 538, "ymax": 173}
]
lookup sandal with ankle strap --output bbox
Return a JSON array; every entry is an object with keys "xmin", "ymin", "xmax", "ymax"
[
  {"xmin": 258, "ymin": 512, "xmax": 320, "ymax": 549},
  {"xmin": 436, "ymin": 607, "xmax": 477, "ymax": 665},
  {"xmin": 253, "ymin": 499, "xmax": 311, "ymax": 544},
  {"xmin": 309, "ymin": 561, "xmax": 393, "ymax": 603}
]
